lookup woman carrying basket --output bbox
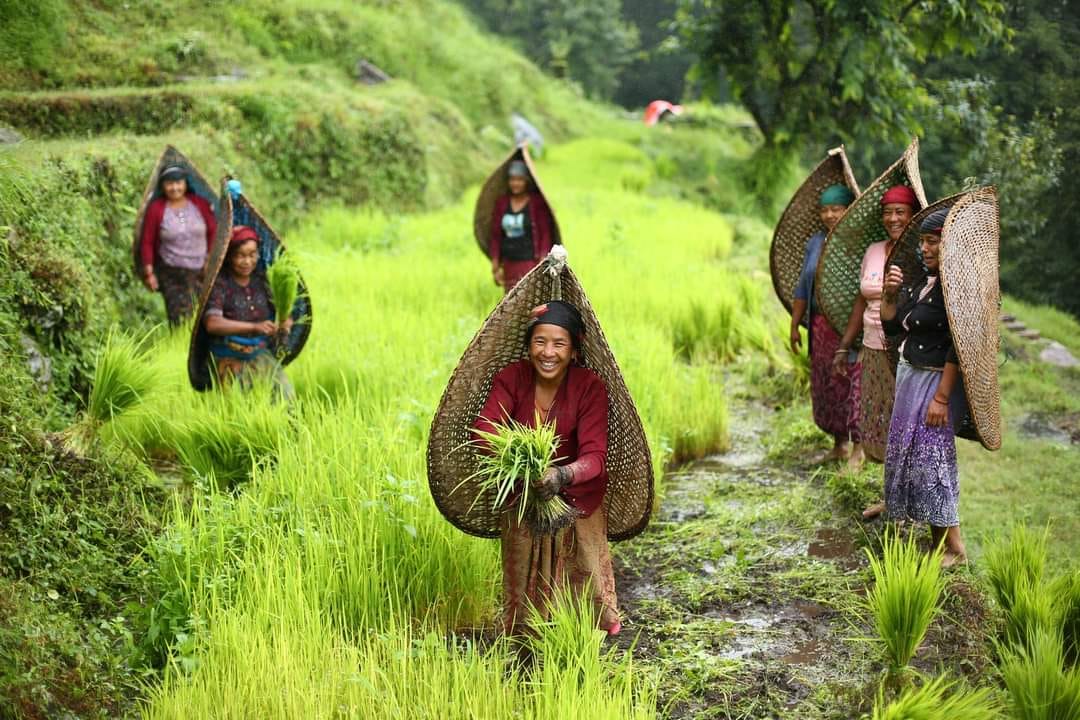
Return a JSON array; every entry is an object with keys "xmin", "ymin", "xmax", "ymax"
[
  {"xmin": 790, "ymin": 184, "xmax": 863, "ymax": 467},
  {"xmin": 472, "ymin": 300, "xmax": 620, "ymax": 636},
  {"xmin": 879, "ymin": 207, "xmax": 967, "ymax": 566},
  {"xmin": 490, "ymin": 160, "xmax": 557, "ymax": 293}
]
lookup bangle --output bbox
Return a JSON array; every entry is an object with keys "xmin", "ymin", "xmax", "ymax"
[
  {"xmin": 933, "ymin": 395, "xmax": 949, "ymax": 405},
  {"xmin": 834, "ymin": 348, "xmax": 848, "ymax": 355}
]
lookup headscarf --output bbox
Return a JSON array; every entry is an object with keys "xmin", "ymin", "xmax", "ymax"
[
  {"xmin": 526, "ymin": 300, "xmax": 585, "ymax": 350},
  {"xmin": 819, "ymin": 184, "xmax": 854, "ymax": 207},
  {"xmin": 920, "ymin": 206, "xmax": 951, "ymax": 235},
  {"xmin": 508, "ymin": 160, "xmax": 528, "ymax": 178},
  {"xmin": 159, "ymin": 165, "xmax": 186, "ymax": 183},
  {"xmin": 229, "ymin": 225, "xmax": 259, "ymax": 249},
  {"xmin": 880, "ymin": 185, "xmax": 917, "ymax": 207}
]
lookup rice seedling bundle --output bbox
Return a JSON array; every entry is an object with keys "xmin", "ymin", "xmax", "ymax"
[
  {"xmin": 1000, "ymin": 627, "xmax": 1080, "ymax": 720},
  {"xmin": 1053, "ymin": 571, "xmax": 1080, "ymax": 667},
  {"xmin": 86, "ymin": 327, "xmax": 157, "ymax": 423},
  {"xmin": 266, "ymin": 249, "xmax": 301, "ymax": 327},
  {"xmin": 986, "ymin": 523, "xmax": 1048, "ymax": 617},
  {"xmin": 871, "ymin": 675, "xmax": 1000, "ymax": 719},
  {"xmin": 467, "ymin": 415, "xmax": 577, "ymax": 534},
  {"xmin": 865, "ymin": 531, "xmax": 947, "ymax": 673}
]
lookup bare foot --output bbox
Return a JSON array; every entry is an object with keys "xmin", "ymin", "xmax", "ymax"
[
  {"xmin": 941, "ymin": 551, "xmax": 967, "ymax": 569},
  {"xmin": 847, "ymin": 444, "xmax": 865, "ymax": 471},
  {"xmin": 815, "ymin": 445, "xmax": 849, "ymax": 464},
  {"xmin": 861, "ymin": 501, "xmax": 885, "ymax": 520}
]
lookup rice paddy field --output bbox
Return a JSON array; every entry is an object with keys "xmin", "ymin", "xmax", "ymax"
[{"xmin": 67, "ymin": 132, "xmax": 1077, "ymax": 718}]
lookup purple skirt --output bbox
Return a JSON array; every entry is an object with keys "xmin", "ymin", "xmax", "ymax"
[{"xmin": 884, "ymin": 360, "xmax": 965, "ymax": 527}]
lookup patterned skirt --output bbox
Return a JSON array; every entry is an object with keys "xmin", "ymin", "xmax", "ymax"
[
  {"xmin": 157, "ymin": 263, "xmax": 203, "ymax": 326},
  {"xmin": 859, "ymin": 347, "xmax": 895, "ymax": 463},
  {"xmin": 884, "ymin": 360, "xmax": 962, "ymax": 527},
  {"xmin": 809, "ymin": 314, "xmax": 862, "ymax": 442},
  {"xmin": 500, "ymin": 508, "xmax": 619, "ymax": 634}
]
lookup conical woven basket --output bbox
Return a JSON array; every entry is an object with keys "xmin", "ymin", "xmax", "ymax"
[
  {"xmin": 131, "ymin": 145, "xmax": 219, "ymax": 275},
  {"xmin": 187, "ymin": 183, "xmax": 313, "ymax": 391},
  {"xmin": 770, "ymin": 146, "xmax": 860, "ymax": 313},
  {"xmin": 187, "ymin": 180, "xmax": 232, "ymax": 392},
  {"xmin": 427, "ymin": 250, "xmax": 653, "ymax": 541},
  {"xmin": 940, "ymin": 187, "xmax": 1002, "ymax": 451},
  {"xmin": 883, "ymin": 192, "xmax": 968, "ymax": 371},
  {"xmin": 473, "ymin": 144, "xmax": 562, "ymax": 258},
  {"xmin": 815, "ymin": 138, "xmax": 928, "ymax": 339}
]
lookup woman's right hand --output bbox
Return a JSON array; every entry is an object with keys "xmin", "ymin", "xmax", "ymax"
[
  {"xmin": 831, "ymin": 349, "xmax": 849, "ymax": 376},
  {"xmin": 789, "ymin": 325, "xmax": 802, "ymax": 354},
  {"xmin": 492, "ymin": 264, "xmax": 505, "ymax": 286},
  {"xmin": 883, "ymin": 266, "xmax": 904, "ymax": 298},
  {"xmin": 143, "ymin": 268, "xmax": 158, "ymax": 292},
  {"xmin": 251, "ymin": 320, "xmax": 277, "ymax": 336}
]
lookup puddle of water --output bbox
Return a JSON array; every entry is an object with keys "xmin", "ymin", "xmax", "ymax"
[
  {"xmin": 807, "ymin": 527, "xmax": 862, "ymax": 571},
  {"xmin": 780, "ymin": 638, "xmax": 822, "ymax": 665}
]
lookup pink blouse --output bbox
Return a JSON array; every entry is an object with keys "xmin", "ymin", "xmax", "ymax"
[{"xmin": 860, "ymin": 241, "xmax": 889, "ymax": 350}]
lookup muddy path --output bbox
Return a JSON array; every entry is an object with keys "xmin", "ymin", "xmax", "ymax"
[{"xmin": 611, "ymin": 398, "xmax": 990, "ymax": 719}]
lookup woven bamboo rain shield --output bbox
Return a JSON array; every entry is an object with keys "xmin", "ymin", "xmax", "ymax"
[
  {"xmin": 770, "ymin": 146, "xmax": 860, "ymax": 313},
  {"xmin": 227, "ymin": 181, "xmax": 313, "ymax": 368},
  {"xmin": 473, "ymin": 144, "xmax": 563, "ymax": 257},
  {"xmin": 427, "ymin": 249, "xmax": 653, "ymax": 541},
  {"xmin": 131, "ymin": 145, "xmax": 219, "ymax": 275},
  {"xmin": 187, "ymin": 181, "xmax": 232, "ymax": 391},
  {"xmin": 815, "ymin": 138, "xmax": 928, "ymax": 338},
  {"xmin": 940, "ymin": 187, "xmax": 1002, "ymax": 451}
]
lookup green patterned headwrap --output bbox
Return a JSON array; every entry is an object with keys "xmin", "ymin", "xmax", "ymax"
[{"xmin": 819, "ymin": 184, "xmax": 854, "ymax": 207}]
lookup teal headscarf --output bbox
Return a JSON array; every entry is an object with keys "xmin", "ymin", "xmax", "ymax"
[{"xmin": 819, "ymin": 184, "xmax": 854, "ymax": 207}]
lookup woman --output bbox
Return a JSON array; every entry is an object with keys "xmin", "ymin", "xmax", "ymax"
[
  {"xmin": 790, "ymin": 184, "xmax": 863, "ymax": 467},
  {"xmin": 203, "ymin": 226, "xmax": 293, "ymax": 398},
  {"xmin": 472, "ymin": 300, "xmax": 619, "ymax": 635},
  {"xmin": 490, "ymin": 160, "xmax": 556, "ymax": 293},
  {"xmin": 140, "ymin": 165, "xmax": 216, "ymax": 326},
  {"xmin": 880, "ymin": 207, "xmax": 966, "ymax": 566},
  {"xmin": 832, "ymin": 186, "xmax": 917, "ymax": 518}
]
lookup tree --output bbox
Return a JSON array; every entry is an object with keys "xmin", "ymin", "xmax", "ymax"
[
  {"xmin": 674, "ymin": 0, "xmax": 1010, "ymax": 158},
  {"xmin": 458, "ymin": 0, "xmax": 639, "ymax": 101}
]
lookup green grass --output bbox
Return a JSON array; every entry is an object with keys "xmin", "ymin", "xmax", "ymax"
[
  {"xmin": 871, "ymin": 675, "xmax": 1001, "ymax": 719},
  {"xmin": 865, "ymin": 531, "xmax": 947, "ymax": 674}
]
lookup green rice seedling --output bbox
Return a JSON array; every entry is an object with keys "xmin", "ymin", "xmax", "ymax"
[
  {"xmin": 1000, "ymin": 627, "xmax": 1080, "ymax": 720},
  {"xmin": 865, "ymin": 530, "xmax": 947, "ymax": 674},
  {"xmin": 1006, "ymin": 581, "xmax": 1060, "ymax": 651},
  {"xmin": 86, "ymin": 327, "xmax": 157, "ymax": 424},
  {"xmin": 266, "ymin": 248, "xmax": 302, "ymax": 356},
  {"xmin": 1051, "ymin": 571, "xmax": 1080, "ymax": 667},
  {"xmin": 871, "ymin": 674, "xmax": 1001, "ymax": 719},
  {"xmin": 467, "ymin": 415, "xmax": 576, "ymax": 533},
  {"xmin": 985, "ymin": 523, "xmax": 1049, "ymax": 617}
]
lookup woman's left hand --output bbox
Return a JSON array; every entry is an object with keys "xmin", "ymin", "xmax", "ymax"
[
  {"xmin": 282, "ymin": 317, "xmax": 295, "ymax": 334},
  {"xmin": 535, "ymin": 466, "xmax": 568, "ymax": 500},
  {"xmin": 926, "ymin": 397, "xmax": 949, "ymax": 427}
]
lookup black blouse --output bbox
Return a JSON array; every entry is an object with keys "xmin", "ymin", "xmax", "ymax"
[{"xmin": 882, "ymin": 274, "xmax": 958, "ymax": 369}]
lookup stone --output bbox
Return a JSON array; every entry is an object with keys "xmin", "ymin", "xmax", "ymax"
[
  {"xmin": 1040, "ymin": 341, "xmax": 1080, "ymax": 368},
  {"xmin": 354, "ymin": 59, "xmax": 390, "ymax": 85},
  {"xmin": 1019, "ymin": 329, "xmax": 1042, "ymax": 341},
  {"xmin": 19, "ymin": 332, "xmax": 52, "ymax": 391},
  {"xmin": 0, "ymin": 126, "xmax": 22, "ymax": 144}
]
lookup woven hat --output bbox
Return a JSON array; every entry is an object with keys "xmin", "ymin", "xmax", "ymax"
[
  {"xmin": 472, "ymin": 144, "xmax": 563, "ymax": 258},
  {"xmin": 427, "ymin": 248, "xmax": 654, "ymax": 541},
  {"xmin": 770, "ymin": 146, "xmax": 860, "ymax": 313},
  {"xmin": 132, "ymin": 145, "xmax": 219, "ymax": 276},
  {"xmin": 187, "ymin": 179, "xmax": 313, "ymax": 391},
  {"xmin": 940, "ymin": 186, "xmax": 1002, "ymax": 451},
  {"xmin": 814, "ymin": 137, "xmax": 928, "ymax": 339}
]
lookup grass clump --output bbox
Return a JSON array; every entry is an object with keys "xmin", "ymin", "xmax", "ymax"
[
  {"xmin": 1000, "ymin": 628, "xmax": 1080, "ymax": 720},
  {"xmin": 871, "ymin": 675, "xmax": 1000, "ymax": 719},
  {"xmin": 865, "ymin": 531, "xmax": 947, "ymax": 674},
  {"xmin": 468, "ymin": 416, "xmax": 576, "ymax": 533},
  {"xmin": 86, "ymin": 327, "xmax": 157, "ymax": 424}
]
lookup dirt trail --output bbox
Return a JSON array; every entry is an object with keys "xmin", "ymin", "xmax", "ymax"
[{"xmin": 613, "ymin": 399, "xmax": 875, "ymax": 718}]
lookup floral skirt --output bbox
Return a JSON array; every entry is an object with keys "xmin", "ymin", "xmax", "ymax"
[
  {"xmin": 213, "ymin": 352, "xmax": 294, "ymax": 402},
  {"xmin": 809, "ymin": 314, "xmax": 861, "ymax": 442},
  {"xmin": 859, "ymin": 347, "xmax": 895, "ymax": 463},
  {"xmin": 500, "ymin": 508, "xmax": 619, "ymax": 634},
  {"xmin": 884, "ymin": 360, "xmax": 962, "ymax": 527}
]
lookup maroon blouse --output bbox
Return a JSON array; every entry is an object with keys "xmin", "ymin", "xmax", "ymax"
[
  {"xmin": 489, "ymin": 192, "xmax": 554, "ymax": 267},
  {"xmin": 473, "ymin": 359, "xmax": 609, "ymax": 517}
]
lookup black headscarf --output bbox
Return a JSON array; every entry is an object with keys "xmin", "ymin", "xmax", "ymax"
[
  {"xmin": 525, "ymin": 300, "xmax": 585, "ymax": 350},
  {"xmin": 920, "ymin": 206, "xmax": 951, "ymax": 235}
]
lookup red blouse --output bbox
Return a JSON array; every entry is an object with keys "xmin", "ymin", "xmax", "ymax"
[{"xmin": 473, "ymin": 359, "xmax": 609, "ymax": 517}]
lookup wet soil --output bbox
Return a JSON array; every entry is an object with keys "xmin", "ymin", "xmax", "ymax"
[{"xmin": 612, "ymin": 400, "xmax": 991, "ymax": 719}]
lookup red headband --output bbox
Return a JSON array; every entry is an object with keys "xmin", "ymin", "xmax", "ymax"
[
  {"xmin": 880, "ymin": 185, "xmax": 917, "ymax": 207},
  {"xmin": 229, "ymin": 225, "xmax": 258, "ymax": 246}
]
